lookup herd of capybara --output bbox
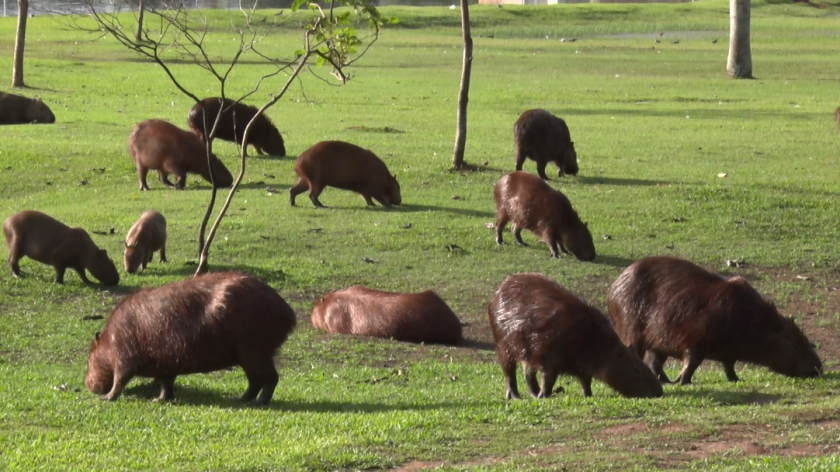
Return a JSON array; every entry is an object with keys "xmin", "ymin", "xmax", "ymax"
[{"xmin": 3, "ymin": 94, "xmax": 829, "ymax": 404}]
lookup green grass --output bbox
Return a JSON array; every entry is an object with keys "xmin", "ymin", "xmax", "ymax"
[{"xmin": 2, "ymin": 0, "xmax": 840, "ymax": 469}]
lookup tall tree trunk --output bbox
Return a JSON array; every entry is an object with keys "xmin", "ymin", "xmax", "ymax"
[
  {"xmin": 451, "ymin": 0, "xmax": 472, "ymax": 170},
  {"xmin": 726, "ymin": 0, "xmax": 752, "ymax": 79},
  {"xmin": 12, "ymin": 0, "xmax": 27, "ymax": 87},
  {"xmin": 135, "ymin": 0, "xmax": 144, "ymax": 42}
]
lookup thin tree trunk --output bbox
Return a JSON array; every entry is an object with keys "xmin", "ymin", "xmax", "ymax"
[
  {"xmin": 726, "ymin": 0, "xmax": 752, "ymax": 79},
  {"xmin": 135, "ymin": 0, "xmax": 144, "ymax": 42},
  {"xmin": 451, "ymin": 0, "xmax": 472, "ymax": 169},
  {"xmin": 12, "ymin": 0, "xmax": 27, "ymax": 87}
]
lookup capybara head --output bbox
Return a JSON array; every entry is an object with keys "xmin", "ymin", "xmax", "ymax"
[
  {"xmin": 27, "ymin": 98, "xmax": 56, "ymax": 124},
  {"xmin": 85, "ymin": 332, "xmax": 113, "ymax": 395},
  {"xmin": 386, "ymin": 175, "xmax": 402, "ymax": 206},
  {"xmin": 209, "ymin": 156, "xmax": 234, "ymax": 187},
  {"xmin": 598, "ymin": 344, "xmax": 663, "ymax": 398},
  {"xmin": 89, "ymin": 249, "xmax": 120, "ymax": 286},
  {"xmin": 261, "ymin": 127, "xmax": 286, "ymax": 157},
  {"xmin": 562, "ymin": 221, "xmax": 596, "ymax": 262},
  {"xmin": 123, "ymin": 243, "xmax": 145, "ymax": 274},
  {"xmin": 760, "ymin": 312, "xmax": 822, "ymax": 378},
  {"xmin": 562, "ymin": 142, "xmax": 578, "ymax": 176}
]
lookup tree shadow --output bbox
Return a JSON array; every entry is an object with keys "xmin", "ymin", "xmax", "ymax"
[
  {"xmin": 575, "ymin": 176, "xmax": 676, "ymax": 187},
  {"xmin": 593, "ymin": 255, "xmax": 636, "ymax": 269},
  {"xmin": 163, "ymin": 263, "xmax": 289, "ymax": 284},
  {"xmin": 393, "ymin": 204, "xmax": 495, "ymax": 219},
  {"xmin": 460, "ymin": 338, "xmax": 496, "ymax": 352},
  {"xmin": 11, "ymin": 84, "xmax": 59, "ymax": 93}
]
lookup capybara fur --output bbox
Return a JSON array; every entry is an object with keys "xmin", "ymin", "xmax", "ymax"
[
  {"xmin": 494, "ymin": 171, "xmax": 595, "ymax": 261},
  {"xmin": 124, "ymin": 211, "xmax": 167, "ymax": 274},
  {"xmin": 514, "ymin": 109, "xmax": 577, "ymax": 179},
  {"xmin": 607, "ymin": 256, "xmax": 822, "ymax": 385},
  {"xmin": 188, "ymin": 97, "xmax": 286, "ymax": 157},
  {"xmin": 289, "ymin": 141, "xmax": 401, "ymax": 208},
  {"xmin": 85, "ymin": 272, "xmax": 296, "ymax": 404},
  {"xmin": 128, "ymin": 119, "xmax": 234, "ymax": 191},
  {"xmin": 488, "ymin": 273, "xmax": 663, "ymax": 399},
  {"xmin": 3, "ymin": 211, "xmax": 119, "ymax": 286},
  {"xmin": 0, "ymin": 92, "xmax": 56, "ymax": 125},
  {"xmin": 311, "ymin": 286, "xmax": 462, "ymax": 345}
]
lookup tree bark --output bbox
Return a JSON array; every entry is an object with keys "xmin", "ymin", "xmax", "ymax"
[
  {"xmin": 451, "ymin": 0, "xmax": 472, "ymax": 169},
  {"xmin": 135, "ymin": 0, "xmax": 145, "ymax": 42},
  {"xmin": 12, "ymin": 0, "xmax": 27, "ymax": 87},
  {"xmin": 726, "ymin": 0, "xmax": 752, "ymax": 79}
]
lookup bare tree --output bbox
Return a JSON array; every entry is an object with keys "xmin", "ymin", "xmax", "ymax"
[
  {"xmin": 451, "ymin": 0, "xmax": 472, "ymax": 170},
  {"xmin": 12, "ymin": 0, "xmax": 27, "ymax": 87},
  {"xmin": 135, "ymin": 0, "xmax": 144, "ymax": 42},
  {"xmin": 727, "ymin": 0, "xmax": 752, "ymax": 78}
]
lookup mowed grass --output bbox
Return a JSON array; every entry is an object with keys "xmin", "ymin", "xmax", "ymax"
[{"xmin": 2, "ymin": 0, "xmax": 840, "ymax": 470}]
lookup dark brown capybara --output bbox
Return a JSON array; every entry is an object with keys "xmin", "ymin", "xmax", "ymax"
[
  {"xmin": 494, "ymin": 171, "xmax": 595, "ymax": 261},
  {"xmin": 289, "ymin": 141, "xmax": 401, "ymax": 208},
  {"xmin": 488, "ymin": 273, "xmax": 663, "ymax": 399},
  {"xmin": 607, "ymin": 256, "xmax": 822, "ymax": 385},
  {"xmin": 3, "ymin": 211, "xmax": 119, "ymax": 286},
  {"xmin": 85, "ymin": 272, "xmax": 297, "ymax": 404},
  {"xmin": 0, "ymin": 92, "xmax": 56, "ymax": 125},
  {"xmin": 311, "ymin": 286, "xmax": 462, "ymax": 345},
  {"xmin": 124, "ymin": 211, "xmax": 167, "ymax": 274},
  {"xmin": 128, "ymin": 119, "xmax": 234, "ymax": 191},
  {"xmin": 514, "ymin": 109, "xmax": 577, "ymax": 180},
  {"xmin": 187, "ymin": 97, "xmax": 286, "ymax": 157}
]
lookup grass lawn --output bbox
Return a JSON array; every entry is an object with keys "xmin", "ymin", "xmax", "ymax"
[{"xmin": 1, "ymin": 0, "xmax": 840, "ymax": 469}]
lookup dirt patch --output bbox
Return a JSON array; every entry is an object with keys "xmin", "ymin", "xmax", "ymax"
[
  {"xmin": 600, "ymin": 422, "xmax": 650, "ymax": 438},
  {"xmin": 684, "ymin": 440, "xmax": 767, "ymax": 458},
  {"xmin": 388, "ymin": 461, "xmax": 444, "ymax": 472}
]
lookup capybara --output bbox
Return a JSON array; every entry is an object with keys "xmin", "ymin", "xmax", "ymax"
[
  {"xmin": 607, "ymin": 256, "xmax": 822, "ymax": 385},
  {"xmin": 85, "ymin": 272, "xmax": 296, "ymax": 404},
  {"xmin": 311, "ymin": 286, "xmax": 462, "ymax": 345},
  {"xmin": 488, "ymin": 273, "xmax": 663, "ymax": 399},
  {"xmin": 128, "ymin": 119, "xmax": 234, "ymax": 191},
  {"xmin": 3, "ymin": 211, "xmax": 119, "ymax": 286},
  {"xmin": 124, "ymin": 211, "xmax": 167, "ymax": 274},
  {"xmin": 0, "ymin": 92, "xmax": 56, "ymax": 125},
  {"xmin": 289, "ymin": 141, "xmax": 401, "ymax": 208},
  {"xmin": 187, "ymin": 97, "xmax": 286, "ymax": 157},
  {"xmin": 494, "ymin": 171, "xmax": 595, "ymax": 261},
  {"xmin": 513, "ymin": 109, "xmax": 577, "ymax": 180}
]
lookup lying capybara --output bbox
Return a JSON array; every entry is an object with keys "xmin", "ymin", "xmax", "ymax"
[
  {"xmin": 188, "ymin": 97, "xmax": 286, "ymax": 157},
  {"xmin": 124, "ymin": 211, "xmax": 167, "ymax": 274},
  {"xmin": 494, "ymin": 171, "xmax": 595, "ymax": 261},
  {"xmin": 128, "ymin": 119, "xmax": 234, "ymax": 191},
  {"xmin": 311, "ymin": 286, "xmax": 462, "ymax": 345},
  {"xmin": 0, "ymin": 92, "xmax": 56, "ymax": 125},
  {"xmin": 289, "ymin": 141, "xmax": 401, "ymax": 208},
  {"xmin": 514, "ymin": 109, "xmax": 577, "ymax": 180},
  {"xmin": 3, "ymin": 211, "xmax": 119, "ymax": 286},
  {"xmin": 488, "ymin": 273, "xmax": 662, "ymax": 399},
  {"xmin": 607, "ymin": 256, "xmax": 822, "ymax": 385},
  {"xmin": 85, "ymin": 272, "xmax": 296, "ymax": 403}
]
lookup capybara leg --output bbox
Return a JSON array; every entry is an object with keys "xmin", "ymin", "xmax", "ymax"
[
  {"xmin": 54, "ymin": 266, "xmax": 66, "ymax": 284},
  {"xmin": 257, "ymin": 368, "xmax": 279, "ymax": 406},
  {"xmin": 514, "ymin": 146, "xmax": 526, "ymax": 172},
  {"xmin": 374, "ymin": 194, "xmax": 392, "ymax": 208},
  {"xmin": 548, "ymin": 239, "xmax": 561, "ymax": 259},
  {"xmin": 289, "ymin": 178, "xmax": 309, "ymax": 207},
  {"xmin": 252, "ymin": 144, "xmax": 263, "ymax": 156},
  {"xmin": 558, "ymin": 240, "xmax": 571, "ymax": 255},
  {"xmin": 513, "ymin": 226, "xmax": 528, "ymax": 247},
  {"xmin": 495, "ymin": 211, "xmax": 509, "ymax": 245},
  {"xmin": 74, "ymin": 267, "xmax": 92, "ymax": 284},
  {"xmin": 7, "ymin": 243, "xmax": 21, "ymax": 277},
  {"xmin": 536, "ymin": 161, "xmax": 550, "ymax": 181},
  {"xmin": 240, "ymin": 353, "xmax": 278, "ymax": 404},
  {"xmin": 308, "ymin": 186, "xmax": 326, "ymax": 208},
  {"xmin": 500, "ymin": 355, "xmax": 520, "ymax": 400},
  {"xmin": 722, "ymin": 361, "xmax": 739, "ymax": 382},
  {"xmin": 103, "ymin": 369, "xmax": 132, "ymax": 401},
  {"xmin": 676, "ymin": 353, "xmax": 704, "ymax": 386},
  {"xmin": 137, "ymin": 166, "xmax": 150, "ymax": 191},
  {"xmin": 539, "ymin": 370, "xmax": 559, "ymax": 399},
  {"xmin": 523, "ymin": 363, "xmax": 540, "ymax": 398},
  {"xmin": 175, "ymin": 174, "xmax": 187, "ymax": 190},
  {"xmin": 651, "ymin": 352, "xmax": 673, "ymax": 384},
  {"xmin": 155, "ymin": 376, "xmax": 176, "ymax": 401},
  {"xmin": 577, "ymin": 376, "xmax": 593, "ymax": 397},
  {"xmin": 363, "ymin": 194, "xmax": 377, "ymax": 207},
  {"xmin": 160, "ymin": 246, "xmax": 167, "ymax": 263},
  {"xmin": 158, "ymin": 171, "xmax": 175, "ymax": 188}
]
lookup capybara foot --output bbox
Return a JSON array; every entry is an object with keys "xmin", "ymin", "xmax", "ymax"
[{"xmin": 505, "ymin": 390, "xmax": 520, "ymax": 400}]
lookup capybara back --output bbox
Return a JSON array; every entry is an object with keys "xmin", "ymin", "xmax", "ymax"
[
  {"xmin": 0, "ymin": 92, "xmax": 56, "ymax": 125},
  {"xmin": 513, "ymin": 109, "xmax": 577, "ymax": 179},
  {"xmin": 188, "ymin": 98, "xmax": 286, "ymax": 157}
]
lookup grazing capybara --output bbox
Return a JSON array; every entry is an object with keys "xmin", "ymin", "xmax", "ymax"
[
  {"xmin": 494, "ymin": 171, "xmax": 595, "ymax": 261},
  {"xmin": 488, "ymin": 273, "xmax": 662, "ymax": 399},
  {"xmin": 514, "ymin": 109, "xmax": 577, "ymax": 180},
  {"xmin": 0, "ymin": 92, "xmax": 56, "ymax": 125},
  {"xmin": 85, "ymin": 272, "xmax": 296, "ymax": 404},
  {"xmin": 187, "ymin": 97, "xmax": 286, "ymax": 157},
  {"xmin": 311, "ymin": 286, "xmax": 462, "ymax": 345},
  {"xmin": 128, "ymin": 119, "xmax": 234, "ymax": 191},
  {"xmin": 289, "ymin": 141, "xmax": 401, "ymax": 208},
  {"xmin": 3, "ymin": 211, "xmax": 119, "ymax": 286},
  {"xmin": 607, "ymin": 256, "xmax": 822, "ymax": 385},
  {"xmin": 124, "ymin": 211, "xmax": 167, "ymax": 274}
]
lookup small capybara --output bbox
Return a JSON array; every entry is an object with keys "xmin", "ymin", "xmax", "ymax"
[
  {"xmin": 128, "ymin": 119, "xmax": 234, "ymax": 191},
  {"xmin": 494, "ymin": 171, "xmax": 595, "ymax": 261},
  {"xmin": 3, "ymin": 211, "xmax": 119, "ymax": 286},
  {"xmin": 85, "ymin": 272, "xmax": 297, "ymax": 403},
  {"xmin": 607, "ymin": 256, "xmax": 822, "ymax": 385},
  {"xmin": 187, "ymin": 97, "xmax": 286, "ymax": 157},
  {"xmin": 514, "ymin": 109, "xmax": 577, "ymax": 180},
  {"xmin": 0, "ymin": 92, "xmax": 56, "ymax": 125},
  {"xmin": 488, "ymin": 273, "xmax": 663, "ymax": 399},
  {"xmin": 289, "ymin": 141, "xmax": 401, "ymax": 208},
  {"xmin": 124, "ymin": 211, "xmax": 167, "ymax": 274},
  {"xmin": 311, "ymin": 286, "xmax": 462, "ymax": 345}
]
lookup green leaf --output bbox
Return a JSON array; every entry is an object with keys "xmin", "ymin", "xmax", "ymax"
[
  {"xmin": 291, "ymin": 0, "xmax": 305, "ymax": 12},
  {"xmin": 389, "ymin": 17, "xmax": 400, "ymax": 24},
  {"xmin": 293, "ymin": 49, "xmax": 305, "ymax": 57},
  {"xmin": 316, "ymin": 55, "xmax": 325, "ymax": 67}
]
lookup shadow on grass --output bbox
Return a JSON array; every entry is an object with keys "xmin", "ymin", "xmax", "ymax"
[
  {"xmin": 460, "ymin": 338, "xmax": 496, "ymax": 352},
  {"xmin": 394, "ymin": 203, "xmax": 496, "ymax": 219},
  {"xmin": 575, "ymin": 176, "xmax": 676, "ymax": 187},
  {"xmin": 594, "ymin": 255, "xmax": 636, "ymax": 269},
  {"xmin": 160, "ymin": 264, "xmax": 289, "ymax": 283},
  {"xmin": 667, "ymin": 387, "xmax": 782, "ymax": 406}
]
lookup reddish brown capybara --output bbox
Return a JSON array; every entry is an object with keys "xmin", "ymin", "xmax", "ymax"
[
  {"xmin": 607, "ymin": 256, "xmax": 822, "ymax": 385},
  {"xmin": 85, "ymin": 272, "xmax": 297, "ymax": 404},
  {"xmin": 128, "ymin": 119, "xmax": 234, "ymax": 191},
  {"xmin": 494, "ymin": 171, "xmax": 595, "ymax": 261},
  {"xmin": 514, "ymin": 109, "xmax": 577, "ymax": 180},
  {"xmin": 3, "ymin": 211, "xmax": 119, "ymax": 286},
  {"xmin": 289, "ymin": 141, "xmax": 401, "ymax": 208},
  {"xmin": 488, "ymin": 273, "xmax": 663, "ymax": 399},
  {"xmin": 311, "ymin": 286, "xmax": 462, "ymax": 345},
  {"xmin": 0, "ymin": 92, "xmax": 56, "ymax": 125},
  {"xmin": 124, "ymin": 211, "xmax": 167, "ymax": 274},
  {"xmin": 187, "ymin": 97, "xmax": 286, "ymax": 157}
]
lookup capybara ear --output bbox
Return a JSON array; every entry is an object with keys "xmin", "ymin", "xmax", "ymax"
[
  {"xmin": 36, "ymin": 98, "xmax": 43, "ymax": 103},
  {"xmin": 95, "ymin": 331, "xmax": 101, "ymax": 342},
  {"xmin": 124, "ymin": 241, "xmax": 129, "ymax": 247},
  {"xmin": 393, "ymin": 174, "xmax": 398, "ymax": 181},
  {"xmin": 101, "ymin": 249, "xmax": 108, "ymax": 256}
]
